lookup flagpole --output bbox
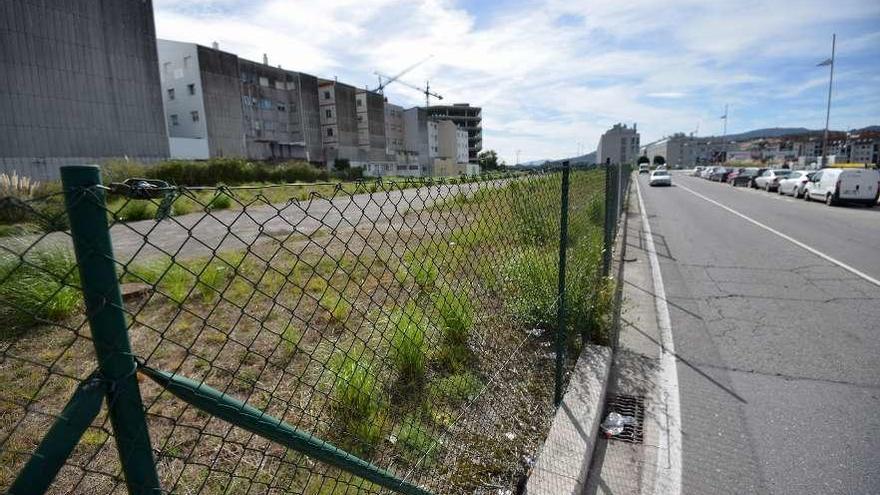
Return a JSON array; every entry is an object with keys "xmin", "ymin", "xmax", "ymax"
[{"xmin": 821, "ymin": 33, "xmax": 836, "ymax": 167}]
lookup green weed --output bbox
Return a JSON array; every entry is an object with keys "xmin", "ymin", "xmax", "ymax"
[
  {"xmin": 331, "ymin": 355, "xmax": 382, "ymax": 419},
  {"xmin": 429, "ymin": 372, "xmax": 482, "ymax": 404},
  {"xmin": 388, "ymin": 304, "xmax": 429, "ymax": 383},
  {"xmin": 0, "ymin": 246, "xmax": 81, "ymax": 336},
  {"xmin": 319, "ymin": 289, "xmax": 351, "ymax": 325},
  {"xmin": 394, "ymin": 415, "xmax": 438, "ymax": 462},
  {"xmin": 114, "ymin": 199, "xmax": 157, "ymax": 222},
  {"xmin": 206, "ymin": 192, "xmax": 233, "ymax": 211},
  {"xmin": 432, "ymin": 287, "xmax": 474, "ymax": 371},
  {"xmin": 125, "ymin": 258, "xmax": 194, "ymax": 304}
]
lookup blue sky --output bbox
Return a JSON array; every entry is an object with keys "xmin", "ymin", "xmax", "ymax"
[{"xmin": 153, "ymin": 0, "xmax": 880, "ymax": 164}]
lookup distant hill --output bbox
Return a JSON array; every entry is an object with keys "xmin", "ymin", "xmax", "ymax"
[
  {"xmin": 706, "ymin": 125, "xmax": 879, "ymax": 141},
  {"xmin": 520, "ymin": 151, "xmax": 597, "ymax": 167}
]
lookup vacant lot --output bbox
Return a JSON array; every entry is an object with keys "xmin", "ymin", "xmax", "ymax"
[{"xmin": 0, "ymin": 172, "xmax": 610, "ymax": 494}]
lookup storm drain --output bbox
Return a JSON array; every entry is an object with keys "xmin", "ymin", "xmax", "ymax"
[{"xmin": 604, "ymin": 394, "xmax": 645, "ymax": 444}]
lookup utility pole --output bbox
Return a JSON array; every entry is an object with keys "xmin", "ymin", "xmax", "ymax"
[
  {"xmin": 819, "ymin": 34, "xmax": 836, "ymax": 167},
  {"xmin": 720, "ymin": 104, "xmax": 728, "ymax": 162},
  {"xmin": 515, "ymin": 149, "xmax": 522, "ymax": 166}
]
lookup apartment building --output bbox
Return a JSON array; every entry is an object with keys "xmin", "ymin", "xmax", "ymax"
[
  {"xmin": 318, "ymin": 79, "xmax": 361, "ymax": 166},
  {"xmin": 643, "ymin": 133, "xmax": 692, "ymax": 168},
  {"xmin": 1, "ymin": 0, "xmax": 169, "ymax": 179},
  {"xmin": 427, "ymin": 104, "xmax": 482, "ymax": 163},
  {"xmin": 598, "ymin": 123, "xmax": 640, "ymax": 165},
  {"xmin": 157, "ymin": 40, "xmax": 323, "ymax": 161}
]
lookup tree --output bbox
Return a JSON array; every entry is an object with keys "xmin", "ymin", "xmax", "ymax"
[
  {"xmin": 652, "ymin": 155, "xmax": 666, "ymax": 166},
  {"xmin": 478, "ymin": 150, "xmax": 505, "ymax": 170},
  {"xmin": 637, "ymin": 155, "xmax": 650, "ymax": 165}
]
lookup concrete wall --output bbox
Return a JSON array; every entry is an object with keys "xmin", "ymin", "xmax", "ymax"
[
  {"xmin": 385, "ymin": 103, "xmax": 405, "ymax": 156},
  {"xmin": 295, "ymin": 73, "xmax": 322, "ymax": 163},
  {"xmin": 169, "ymin": 137, "xmax": 209, "ymax": 159},
  {"xmin": 0, "ymin": 0, "xmax": 169, "ymax": 180},
  {"xmin": 403, "ymin": 107, "xmax": 430, "ymax": 175},
  {"xmin": 196, "ymin": 45, "xmax": 245, "ymax": 158},
  {"xmin": 436, "ymin": 120, "xmax": 457, "ymax": 160}
]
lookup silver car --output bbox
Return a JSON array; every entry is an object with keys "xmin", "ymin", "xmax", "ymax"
[
  {"xmin": 777, "ymin": 170, "xmax": 813, "ymax": 198},
  {"xmin": 649, "ymin": 170, "xmax": 672, "ymax": 187}
]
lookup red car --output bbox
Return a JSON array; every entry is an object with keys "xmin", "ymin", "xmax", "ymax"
[{"xmin": 725, "ymin": 168, "xmax": 745, "ymax": 184}]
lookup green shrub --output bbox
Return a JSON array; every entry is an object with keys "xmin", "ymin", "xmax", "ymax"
[
  {"xmin": 101, "ymin": 160, "xmax": 148, "ymax": 184},
  {"xmin": 388, "ymin": 304, "xmax": 429, "ymax": 382},
  {"xmin": 206, "ymin": 192, "xmax": 233, "ymax": 211},
  {"xmin": 331, "ymin": 355, "xmax": 382, "ymax": 418},
  {"xmin": 113, "ymin": 200, "xmax": 158, "ymax": 222},
  {"xmin": 0, "ymin": 247, "xmax": 81, "ymax": 336},
  {"xmin": 195, "ymin": 261, "xmax": 229, "ymax": 301}
]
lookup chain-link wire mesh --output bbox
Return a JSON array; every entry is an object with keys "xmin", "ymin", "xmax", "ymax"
[{"xmin": 0, "ymin": 167, "xmax": 618, "ymax": 494}]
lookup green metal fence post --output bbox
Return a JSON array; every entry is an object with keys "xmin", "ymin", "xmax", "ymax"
[
  {"xmin": 602, "ymin": 164, "xmax": 613, "ymax": 276},
  {"xmin": 554, "ymin": 161, "xmax": 571, "ymax": 407},
  {"xmin": 61, "ymin": 165, "xmax": 160, "ymax": 494}
]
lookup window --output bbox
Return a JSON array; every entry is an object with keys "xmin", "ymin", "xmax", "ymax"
[
  {"xmin": 323, "ymin": 91, "xmax": 331, "ymax": 99},
  {"xmin": 326, "ymin": 128, "xmax": 334, "ymax": 137},
  {"xmin": 183, "ymin": 56, "xmax": 191, "ymax": 68},
  {"xmin": 191, "ymin": 110, "xmax": 199, "ymax": 122},
  {"xmin": 277, "ymin": 103, "xmax": 286, "ymax": 112},
  {"xmin": 187, "ymin": 83, "xmax": 195, "ymax": 95},
  {"xmin": 356, "ymin": 99, "xmax": 363, "ymax": 107},
  {"xmin": 167, "ymin": 88, "xmax": 175, "ymax": 100},
  {"xmin": 254, "ymin": 120, "xmax": 262, "ymax": 130},
  {"xmin": 242, "ymin": 95, "xmax": 252, "ymax": 106},
  {"xmin": 325, "ymin": 109, "xmax": 332, "ymax": 118},
  {"xmin": 170, "ymin": 114, "xmax": 179, "ymax": 126},
  {"xmin": 260, "ymin": 99, "xmax": 272, "ymax": 110},
  {"xmin": 259, "ymin": 76, "xmax": 270, "ymax": 87}
]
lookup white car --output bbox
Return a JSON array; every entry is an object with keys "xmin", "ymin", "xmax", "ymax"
[
  {"xmin": 753, "ymin": 169, "xmax": 792, "ymax": 191},
  {"xmin": 777, "ymin": 170, "xmax": 813, "ymax": 198},
  {"xmin": 804, "ymin": 168, "xmax": 880, "ymax": 206},
  {"xmin": 649, "ymin": 169, "xmax": 672, "ymax": 187}
]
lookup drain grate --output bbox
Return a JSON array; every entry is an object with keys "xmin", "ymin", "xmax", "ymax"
[{"xmin": 603, "ymin": 394, "xmax": 645, "ymax": 444}]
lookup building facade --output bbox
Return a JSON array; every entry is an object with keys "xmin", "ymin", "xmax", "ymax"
[
  {"xmin": 597, "ymin": 123, "xmax": 640, "ymax": 165},
  {"xmin": 157, "ymin": 40, "xmax": 323, "ymax": 162},
  {"xmin": 1, "ymin": 0, "xmax": 169, "ymax": 179},
  {"xmin": 427, "ymin": 104, "xmax": 482, "ymax": 163}
]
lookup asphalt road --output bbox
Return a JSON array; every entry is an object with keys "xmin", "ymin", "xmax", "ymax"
[{"xmin": 638, "ymin": 172, "xmax": 880, "ymax": 494}]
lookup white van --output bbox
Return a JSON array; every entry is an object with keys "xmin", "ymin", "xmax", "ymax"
[{"xmin": 804, "ymin": 168, "xmax": 880, "ymax": 206}]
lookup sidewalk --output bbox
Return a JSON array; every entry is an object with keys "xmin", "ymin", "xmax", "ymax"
[{"xmin": 583, "ymin": 181, "xmax": 667, "ymax": 495}]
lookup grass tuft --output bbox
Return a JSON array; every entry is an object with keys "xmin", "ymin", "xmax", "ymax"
[
  {"xmin": 0, "ymin": 246, "xmax": 81, "ymax": 336},
  {"xmin": 388, "ymin": 304, "xmax": 429, "ymax": 383},
  {"xmin": 394, "ymin": 415, "xmax": 438, "ymax": 462},
  {"xmin": 429, "ymin": 372, "xmax": 482, "ymax": 404},
  {"xmin": 432, "ymin": 287, "xmax": 474, "ymax": 371},
  {"xmin": 331, "ymin": 355, "xmax": 382, "ymax": 419}
]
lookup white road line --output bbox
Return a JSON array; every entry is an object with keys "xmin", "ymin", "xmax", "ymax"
[
  {"xmin": 636, "ymin": 179, "xmax": 683, "ymax": 495},
  {"xmin": 677, "ymin": 182, "xmax": 880, "ymax": 288}
]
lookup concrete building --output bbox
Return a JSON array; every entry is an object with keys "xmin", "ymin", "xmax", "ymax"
[
  {"xmin": 1, "ymin": 0, "xmax": 169, "ymax": 179},
  {"xmin": 403, "ymin": 107, "xmax": 437, "ymax": 176},
  {"xmin": 431, "ymin": 120, "xmax": 471, "ymax": 176},
  {"xmin": 384, "ymin": 102, "xmax": 420, "ymax": 176},
  {"xmin": 318, "ymin": 79, "xmax": 360, "ymax": 166},
  {"xmin": 427, "ymin": 104, "xmax": 482, "ymax": 163},
  {"xmin": 643, "ymin": 133, "xmax": 692, "ymax": 168},
  {"xmin": 850, "ymin": 136, "xmax": 880, "ymax": 165},
  {"xmin": 597, "ymin": 123, "xmax": 640, "ymax": 165},
  {"xmin": 156, "ymin": 40, "xmax": 323, "ymax": 161}
]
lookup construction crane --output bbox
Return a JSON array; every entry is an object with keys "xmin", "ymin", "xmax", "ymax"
[
  {"xmin": 374, "ymin": 72, "xmax": 443, "ymax": 108},
  {"xmin": 374, "ymin": 55, "xmax": 433, "ymax": 94}
]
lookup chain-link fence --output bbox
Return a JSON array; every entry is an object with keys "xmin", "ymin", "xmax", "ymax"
[{"xmin": 0, "ymin": 163, "xmax": 629, "ymax": 494}]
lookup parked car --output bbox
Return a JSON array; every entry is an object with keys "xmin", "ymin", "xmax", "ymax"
[
  {"xmin": 777, "ymin": 171, "xmax": 813, "ymax": 198},
  {"xmin": 730, "ymin": 167, "xmax": 759, "ymax": 187},
  {"xmin": 804, "ymin": 168, "xmax": 880, "ymax": 206},
  {"xmin": 753, "ymin": 169, "xmax": 792, "ymax": 191},
  {"xmin": 692, "ymin": 166, "xmax": 704, "ymax": 177},
  {"xmin": 701, "ymin": 166, "xmax": 717, "ymax": 179},
  {"xmin": 709, "ymin": 167, "xmax": 729, "ymax": 181},
  {"xmin": 649, "ymin": 169, "xmax": 672, "ymax": 187},
  {"xmin": 639, "ymin": 164, "xmax": 650, "ymax": 174}
]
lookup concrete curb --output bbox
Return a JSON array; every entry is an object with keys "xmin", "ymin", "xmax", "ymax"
[{"xmin": 524, "ymin": 344, "xmax": 612, "ymax": 495}]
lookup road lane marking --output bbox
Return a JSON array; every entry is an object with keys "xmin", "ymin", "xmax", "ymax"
[
  {"xmin": 677, "ymin": 182, "xmax": 880, "ymax": 288},
  {"xmin": 636, "ymin": 179, "xmax": 683, "ymax": 495}
]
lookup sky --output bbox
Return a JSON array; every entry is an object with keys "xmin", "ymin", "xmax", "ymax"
[{"xmin": 152, "ymin": 0, "xmax": 880, "ymax": 164}]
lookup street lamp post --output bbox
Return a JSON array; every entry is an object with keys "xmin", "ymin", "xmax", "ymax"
[{"xmin": 819, "ymin": 34, "xmax": 836, "ymax": 167}]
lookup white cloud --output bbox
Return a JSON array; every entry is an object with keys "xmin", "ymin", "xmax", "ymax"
[{"xmin": 153, "ymin": 0, "xmax": 880, "ymax": 163}]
